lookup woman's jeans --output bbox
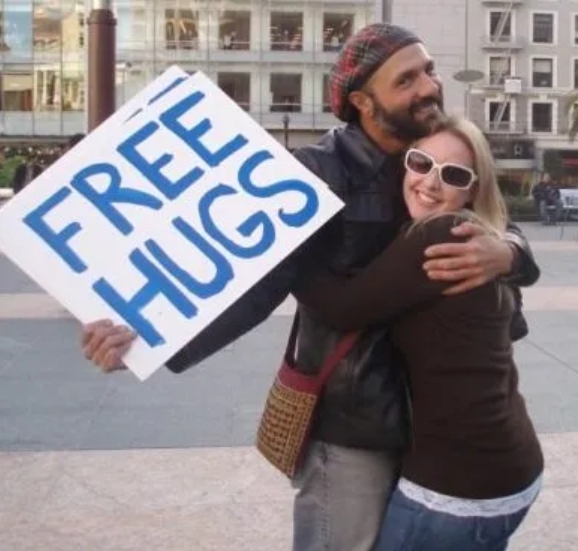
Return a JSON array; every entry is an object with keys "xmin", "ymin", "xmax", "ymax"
[
  {"xmin": 376, "ymin": 486, "xmax": 532, "ymax": 551},
  {"xmin": 291, "ymin": 440, "xmax": 400, "ymax": 551}
]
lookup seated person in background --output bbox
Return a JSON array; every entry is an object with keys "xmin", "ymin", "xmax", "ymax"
[{"xmin": 532, "ymin": 173, "xmax": 562, "ymax": 225}]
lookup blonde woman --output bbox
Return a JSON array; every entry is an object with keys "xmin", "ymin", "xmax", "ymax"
[{"xmin": 294, "ymin": 116, "xmax": 543, "ymax": 551}]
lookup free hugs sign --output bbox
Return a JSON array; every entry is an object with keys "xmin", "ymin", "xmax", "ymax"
[{"xmin": 0, "ymin": 67, "xmax": 344, "ymax": 380}]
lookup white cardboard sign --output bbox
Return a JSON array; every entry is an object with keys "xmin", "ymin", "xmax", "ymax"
[{"xmin": 0, "ymin": 67, "xmax": 344, "ymax": 380}]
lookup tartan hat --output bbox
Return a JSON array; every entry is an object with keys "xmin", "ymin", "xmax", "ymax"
[{"xmin": 329, "ymin": 23, "xmax": 422, "ymax": 122}]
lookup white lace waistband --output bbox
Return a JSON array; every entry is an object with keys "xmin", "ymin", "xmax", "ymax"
[{"xmin": 397, "ymin": 475, "xmax": 543, "ymax": 518}]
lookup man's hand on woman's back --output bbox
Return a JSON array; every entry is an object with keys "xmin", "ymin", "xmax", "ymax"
[{"xmin": 423, "ymin": 221, "xmax": 515, "ymax": 295}]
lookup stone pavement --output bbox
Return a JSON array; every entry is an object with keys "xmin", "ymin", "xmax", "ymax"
[{"xmin": 1, "ymin": 221, "xmax": 578, "ymax": 550}]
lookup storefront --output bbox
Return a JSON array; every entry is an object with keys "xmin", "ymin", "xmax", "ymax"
[
  {"xmin": 542, "ymin": 149, "xmax": 578, "ymax": 187},
  {"xmin": 487, "ymin": 138, "xmax": 537, "ymax": 196}
]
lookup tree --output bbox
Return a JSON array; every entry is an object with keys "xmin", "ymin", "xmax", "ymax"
[{"xmin": 0, "ymin": 156, "xmax": 25, "ymax": 189}]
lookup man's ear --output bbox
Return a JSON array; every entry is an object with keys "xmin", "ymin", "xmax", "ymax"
[{"xmin": 348, "ymin": 90, "xmax": 373, "ymax": 117}]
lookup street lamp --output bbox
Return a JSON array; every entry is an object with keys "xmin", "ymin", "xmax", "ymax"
[
  {"xmin": 282, "ymin": 113, "xmax": 290, "ymax": 150},
  {"xmin": 87, "ymin": 0, "xmax": 117, "ymax": 131}
]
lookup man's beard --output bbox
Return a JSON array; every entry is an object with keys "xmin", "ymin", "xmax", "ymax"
[{"xmin": 370, "ymin": 94, "xmax": 445, "ymax": 142}]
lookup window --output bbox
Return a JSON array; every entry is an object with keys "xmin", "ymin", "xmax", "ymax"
[
  {"xmin": 219, "ymin": 10, "xmax": 250, "ymax": 50},
  {"xmin": 532, "ymin": 58, "xmax": 554, "ymax": 88},
  {"xmin": 217, "ymin": 72, "xmax": 250, "ymax": 111},
  {"xmin": 78, "ymin": 11, "xmax": 85, "ymax": 48},
  {"xmin": 165, "ymin": 9, "xmax": 198, "ymax": 50},
  {"xmin": 2, "ymin": 4, "xmax": 33, "ymax": 56},
  {"xmin": 322, "ymin": 74, "xmax": 331, "ymax": 112},
  {"xmin": 489, "ymin": 56, "xmax": 511, "ymax": 85},
  {"xmin": 1, "ymin": 73, "xmax": 34, "ymax": 111},
  {"xmin": 487, "ymin": 100, "xmax": 511, "ymax": 131},
  {"xmin": 532, "ymin": 13, "xmax": 554, "ymax": 44},
  {"xmin": 574, "ymin": 59, "xmax": 578, "ymax": 89},
  {"xmin": 574, "ymin": 15, "xmax": 578, "ymax": 45},
  {"xmin": 62, "ymin": 64, "xmax": 84, "ymax": 111},
  {"xmin": 531, "ymin": 103, "xmax": 553, "ymax": 133},
  {"xmin": 270, "ymin": 12, "xmax": 303, "ymax": 51},
  {"xmin": 0, "ymin": 11, "xmax": 4, "ymax": 51},
  {"xmin": 61, "ymin": 8, "xmax": 84, "ymax": 54},
  {"xmin": 35, "ymin": 69, "xmax": 61, "ymax": 111},
  {"xmin": 33, "ymin": 5, "xmax": 61, "ymax": 53},
  {"xmin": 571, "ymin": 103, "xmax": 578, "ymax": 126},
  {"xmin": 489, "ymin": 11, "xmax": 511, "ymax": 41},
  {"xmin": 270, "ymin": 74, "xmax": 302, "ymax": 112},
  {"xmin": 323, "ymin": 13, "xmax": 353, "ymax": 52}
]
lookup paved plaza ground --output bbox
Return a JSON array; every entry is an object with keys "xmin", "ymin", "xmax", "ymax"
[{"xmin": 1, "ymin": 221, "xmax": 578, "ymax": 550}]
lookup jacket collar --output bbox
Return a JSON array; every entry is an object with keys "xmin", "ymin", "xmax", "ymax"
[{"xmin": 331, "ymin": 123, "xmax": 404, "ymax": 184}]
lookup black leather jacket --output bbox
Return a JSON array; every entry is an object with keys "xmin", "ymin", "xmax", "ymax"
[{"xmin": 166, "ymin": 124, "xmax": 540, "ymax": 451}]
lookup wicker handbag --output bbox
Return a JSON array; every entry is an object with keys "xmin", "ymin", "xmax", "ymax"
[{"xmin": 256, "ymin": 314, "xmax": 359, "ymax": 478}]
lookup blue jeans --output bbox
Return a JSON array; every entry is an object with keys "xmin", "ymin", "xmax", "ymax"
[
  {"xmin": 376, "ymin": 487, "xmax": 531, "ymax": 551},
  {"xmin": 292, "ymin": 440, "xmax": 400, "ymax": 551}
]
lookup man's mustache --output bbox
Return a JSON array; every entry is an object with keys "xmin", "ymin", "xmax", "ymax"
[{"xmin": 410, "ymin": 96, "xmax": 443, "ymax": 115}]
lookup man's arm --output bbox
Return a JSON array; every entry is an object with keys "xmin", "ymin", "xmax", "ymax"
[
  {"xmin": 165, "ymin": 255, "xmax": 296, "ymax": 372},
  {"xmin": 81, "ymin": 235, "xmax": 327, "ymax": 374},
  {"xmin": 503, "ymin": 221, "xmax": 540, "ymax": 287},
  {"xmin": 423, "ymin": 219, "xmax": 540, "ymax": 295}
]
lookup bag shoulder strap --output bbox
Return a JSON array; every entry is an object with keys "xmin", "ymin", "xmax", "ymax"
[
  {"xmin": 317, "ymin": 330, "xmax": 360, "ymax": 386},
  {"xmin": 284, "ymin": 311, "xmax": 360, "ymax": 385},
  {"xmin": 284, "ymin": 312, "xmax": 300, "ymax": 361}
]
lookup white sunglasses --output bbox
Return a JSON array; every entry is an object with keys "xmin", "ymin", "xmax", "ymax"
[{"xmin": 404, "ymin": 148, "xmax": 477, "ymax": 190}]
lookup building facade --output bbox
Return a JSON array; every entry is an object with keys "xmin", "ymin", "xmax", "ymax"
[
  {"xmin": 0, "ymin": 0, "xmax": 85, "ymax": 139},
  {"xmin": 0, "ymin": 0, "xmax": 377, "ymax": 148},
  {"xmin": 466, "ymin": 0, "xmax": 578, "ymax": 186}
]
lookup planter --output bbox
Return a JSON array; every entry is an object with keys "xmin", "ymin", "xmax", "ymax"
[{"xmin": 505, "ymin": 195, "xmax": 539, "ymax": 222}]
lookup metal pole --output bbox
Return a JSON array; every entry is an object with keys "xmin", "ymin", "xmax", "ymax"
[
  {"xmin": 464, "ymin": 0, "xmax": 469, "ymax": 118},
  {"xmin": 381, "ymin": 0, "xmax": 392, "ymax": 23},
  {"xmin": 282, "ymin": 114, "xmax": 290, "ymax": 149},
  {"xmin": 87, "ymin": 0, "xmax": 116, "ymax": 131}
]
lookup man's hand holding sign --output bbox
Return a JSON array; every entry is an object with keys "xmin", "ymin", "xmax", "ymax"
[
  {"xmin": 81, "ymin": 320, "xmax": 135, "ymax": 372},
  {"xmin": 0, "ymin": 68, "xmax": 344, "ymax": 380}
]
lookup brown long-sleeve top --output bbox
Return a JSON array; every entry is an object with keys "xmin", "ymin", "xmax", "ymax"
[{"xmin": 294, "ymin": 214, "xmax": 543, "ymax": 499}]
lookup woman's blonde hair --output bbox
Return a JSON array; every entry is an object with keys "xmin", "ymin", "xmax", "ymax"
[{"xmin": 412, "ymin": 115, "xmax": 508, "ymax": 235}]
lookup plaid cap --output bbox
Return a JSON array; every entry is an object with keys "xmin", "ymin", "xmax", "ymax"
[{"xmin": 329, "ymin": 23, "xmax": 422, "ymax": 122}]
